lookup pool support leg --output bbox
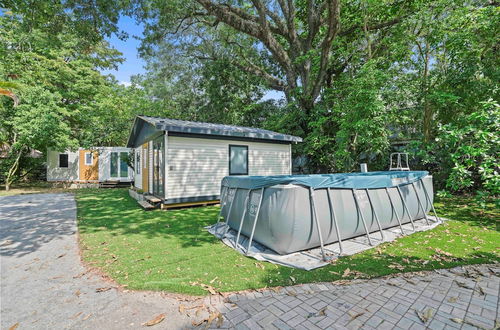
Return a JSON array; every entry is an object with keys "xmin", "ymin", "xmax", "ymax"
[
  {"xmin": 366, "ymin": 189, "xmax": 385, "ymax": 241},
  {"xmin": 396, "ymin": 185, "xmax": 416, "ymax": 231},
  {"xmin": 326, "ymin": 188, "xmax": 343, "ymax": 255},
  {"xmin": 222, "ymin": 188, "xmax": 238, "ymax": 236},
  {"xmin": 234, "ymin": 189, "xmax": 251, "ymax": 250},
  {"xmin": 216, "ymin": 186, "xmax": 228, "ymax": 224},
  {"xmin": 352, "ymin": 189, "xmax": 373, "ymax": 246},
  {"xmin": 411, "ymin": 182, "xmax": 430, "ymax": 225},
  {"xmin": 420, "ymin": 179, "xmax": 440, "ymax": 222},
  {"xmin": 246, "ymin": 188, "xmax": 264, "ymax": 255},
  {"xmin": 385, "ymin": 187, "xmax": 405, "ymax": 235},
  {"xmin": 310, "ymin": 188, "xmax": 327, "ymax": 261}
]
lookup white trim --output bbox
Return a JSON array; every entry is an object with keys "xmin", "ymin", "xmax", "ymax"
[
  {"xmin": 84, "ymin": 152, "xmax": 93, "ymax": 165},
  {"xmin": 164, "ymin": 131, "xmax": 168, "ymax": 199}
]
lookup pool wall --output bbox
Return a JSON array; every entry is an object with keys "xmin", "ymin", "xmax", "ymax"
[{"xmin": 219, "ymin": 173, "xmax": 434, "ymax": 255}]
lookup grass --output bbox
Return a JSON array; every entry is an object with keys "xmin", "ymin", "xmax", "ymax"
[{"xmin": 76, "ymin": 189, "xmax": 499, "ymax": 296}]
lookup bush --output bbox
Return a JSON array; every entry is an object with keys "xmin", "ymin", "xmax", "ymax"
[{"xmin": 412, "ymin": 99, "xmax": 499, "ymax": 195}]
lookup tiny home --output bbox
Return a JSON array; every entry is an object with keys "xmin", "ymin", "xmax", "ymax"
[
  {"xmin": 126, "ymin": 116, "xmax": 302, "ymax": 207},
  {"xmin": 47, "ymin": 147, "xmax": 134, "ymax": 184}
]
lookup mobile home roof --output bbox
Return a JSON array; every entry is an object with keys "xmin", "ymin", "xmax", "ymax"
[{"xmin": 126, "ymin": 116, "xmax": 303, "ymax": 147}]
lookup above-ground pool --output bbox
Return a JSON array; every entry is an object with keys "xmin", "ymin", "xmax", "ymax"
[{"xmin": 217, "ymin": 171, "xmax": 437, "ymax": 258}]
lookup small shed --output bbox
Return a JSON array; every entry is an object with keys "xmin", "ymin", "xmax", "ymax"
[
  {"xmin": 126, "ymin": 116, "xmax": 302, "ymax": 207},
  {"xmin": 46, "ymin": 147, "xmax": 133, "ymax": 185}
]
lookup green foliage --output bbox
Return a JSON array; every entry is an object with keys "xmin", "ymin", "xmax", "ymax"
[
  {"xmin": 412, "ymin": 99, "xmax": 499, "ymax": 195},
  {"xmin": 0, "ymin": 12, "xmax": 153, "ymax": 187}
]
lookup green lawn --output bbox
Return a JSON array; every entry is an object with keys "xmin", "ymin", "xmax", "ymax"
[{"xmin": 76, "ymin": 189, "xmax": 499, "ymax": 295}]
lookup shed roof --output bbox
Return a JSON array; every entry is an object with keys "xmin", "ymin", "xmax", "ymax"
[{"xmin": 126, "ymin": 116, "xmax": 302, "ymax": 147}]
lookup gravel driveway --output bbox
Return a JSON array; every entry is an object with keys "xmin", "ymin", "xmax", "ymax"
[{"xmin": 0, "ymin": 193, "xmax": 201, "ymax": 329}]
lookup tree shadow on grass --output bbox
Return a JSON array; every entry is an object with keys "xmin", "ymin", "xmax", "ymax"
[
  {"xmin": 435, "ymin": 196, "xmax": 498, "ymax": 230},
  {"xmin": 76, "ymin": 188, "xmax": 221, "ymax": 248}
]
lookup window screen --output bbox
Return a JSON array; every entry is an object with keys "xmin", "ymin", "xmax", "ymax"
[
  {"xmin": 59, "ymin": 154, "xmax": 69, "ymax": 168},
  {"xmin": 85, "ymin": 152, "xmax": 93, "ymax": 165},
  {"xmin": 229, "ymin": 145, "xmax": 248, "ymax": 175}
]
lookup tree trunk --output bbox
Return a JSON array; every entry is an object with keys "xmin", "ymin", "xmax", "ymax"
[
  {"xmin": 422, "ymin": 40, "xmax": 432, "ymax": 143},
  {"xmin": 5, "ymin": 148, "xmax": 23, "ymax": 191}
]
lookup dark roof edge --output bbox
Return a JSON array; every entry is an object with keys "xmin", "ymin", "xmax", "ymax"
[{"xmin": 139, "ymin": 116, "xmax": 303, "ymax": 143}]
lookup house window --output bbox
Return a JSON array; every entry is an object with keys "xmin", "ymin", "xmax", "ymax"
[
  {"xmin": 84, "ymin": 152, "xmax": 93, "ymax": 165},
  {"xmin": 136, "ymin": 151, "xmax": 141, "ymax": 174},
  {"xmin": 229, "ymin": 145, "xmax": 248, "ymax": 175},
  {"xmin": 59, "ymin": 154, "xmax": 69, "ymax": 168}
]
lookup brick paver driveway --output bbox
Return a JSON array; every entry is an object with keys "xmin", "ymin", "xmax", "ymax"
[{"xmin": 217, "ymin": 264, "xmax": 499, "ymax": 330}]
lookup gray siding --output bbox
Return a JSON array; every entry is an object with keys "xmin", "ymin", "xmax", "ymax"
[{"xmin": 166, "ymin": 136, "xmax": 291, "ymax": 200}]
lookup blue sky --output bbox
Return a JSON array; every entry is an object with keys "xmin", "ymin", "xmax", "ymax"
[
  {"xmin": 100, "ymin": 16, "xmax": 146, "ymax": 85},
  {"xmin": 102, "ymin": 16, "xmax": 284, "ymax": 100}
]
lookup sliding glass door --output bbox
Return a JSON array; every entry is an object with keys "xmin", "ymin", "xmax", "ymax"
[
  {"xmin": 110, "ymin": 151, "xmax": 129, "ymax": 180},
  {"xmin": 152, "ymin": 135, "xmax": 165, "ymax": 198}
]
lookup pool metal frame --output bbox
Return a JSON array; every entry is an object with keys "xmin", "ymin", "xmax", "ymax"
[{"xmin": 217, "ymin": 178, "xmax": 440, "ymax": 261}]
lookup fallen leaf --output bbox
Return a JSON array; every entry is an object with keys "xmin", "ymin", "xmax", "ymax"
[
  {"xmin": 416, "ymin": 308, "xmax": 433, "ymax": 324},
  {"xmin": 82, "ymin": 313, "xmax": 92, "ymax": 321},
  {"xmin": 142, "ymin": 314, "xmax": 166, "ymax": 326},
  {"xmin": 216, "ymin": 313, "xmax": 224, "ymax": 328},
  {"xmin": 57, "ymin": 253, "xmax": 66, "ymax": 259},
  {"xmin": 454, "ymin": 280, "xmax": 474, "ymax": 290},
  {"xmin": 205, "ymin": 312, "xmax": 220, "ymax": 329},
  {"xmin": 210, "ymin": 276, "xmax": 218, "ymax": 284},
  {"xmin": 95, "ymin": 287, "xmax": 111, "ymax": 293},
  {"xmin": 450, "ymin": 318, "xmax": 463, "ymax": 324},
  {"xmin": 254, "ymin": 262, "xmax": 265, "ymax": 270},
  {"xmin": 477, "ymin": 286, "xmax": 485, "ymax": 296},
  {"xmin": 348, "ymin": 311, "xmax": 364, "ymax": 320},
  {"xmin": 200, "ymin": 284, "xmax": 217, "ymax": 295},
  {"xmin": 9, "ymin": 323, "xmax": 19, "ymax": 330},
  {"xmin": 318, "ymin": 307, "xmax": 327, "ymax": 316},
  {"xmin": 343, "ymin": 268, "xmax": 351, "ymax": 277},
  {"xmin": 75, "ymin": 289, "xmax": 81, "ymax": 297},
  {"xmin": 286, "ymin": 291, "xmax": 297, "ymax": 297},
  {"xmin": 447, "ymin": 296, "xmax": 458, "ymax": 303},
  {"xmin": 192, "ymin": 319, "xmax": 205, "ymax": 326},
  {"xmin": 179, "ymin": 305, "xmax": 186, "ymax": 314},
  {"xmin": 289, "ymin": 276, "xmax": 296, "ymax": 283}
]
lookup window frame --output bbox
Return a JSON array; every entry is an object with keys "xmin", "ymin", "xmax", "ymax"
[
  {"xmin": 84, "ymin": 152, "xmax": 93, "ymax": 165},
  {"xmin": 58, "ymin": 153, "xmax": 69, "ymax": 168},
  {"xmin": 228, "ymin": 145, "xmax": 249, "ymax": 176}
]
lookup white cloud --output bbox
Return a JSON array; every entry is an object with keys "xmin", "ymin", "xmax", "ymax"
[{"xmin": 119, "ymin": 81, "xmax": 132, "ymax": 87}]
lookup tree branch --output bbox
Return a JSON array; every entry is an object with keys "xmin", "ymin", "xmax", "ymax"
[{"xmin": 311, "ymin": 0, "xmax": 340, "ymax": 102}]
